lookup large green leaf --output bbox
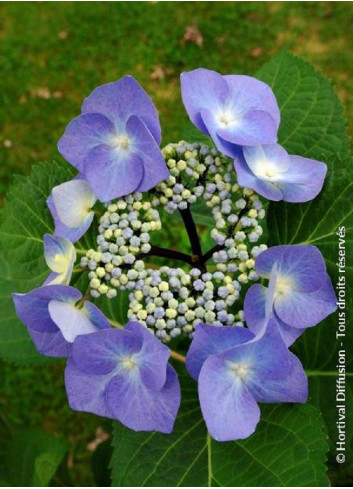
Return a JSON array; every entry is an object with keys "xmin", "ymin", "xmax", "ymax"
[
  {"xmin": 4, "ymin": 428, "xmax": 66, "ymax": 487},
  {"xmin": 111, "ymin": 366, "xmax": 329, "ymax": 487},
  {"xmin": 256, "ymin": 50, "xmax": 349, "ymax": 160}
]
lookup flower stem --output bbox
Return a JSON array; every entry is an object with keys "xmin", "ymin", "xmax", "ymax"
[
  {"xmin": 179, "ymin": 205, "xmax": 207, "ymax": 272},
  {"xmin": 138, "ymin": 245, "xmax": 194, "ymax": 265},
  {"xmin": 109, "ymin": 319, "xmax": 123, "ymax": 329},
  {"xmin": 179, "ymin": 205, "xmax": 203, "ymax": 258},
  {"xmin": 170, "ymin": 350, "xmax": 186, "ymax": 363},
  {"xmin": 76, "ymin": 289, "xmax": 91, "ymax": 308}
]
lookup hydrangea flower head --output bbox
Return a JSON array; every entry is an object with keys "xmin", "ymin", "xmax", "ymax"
[
  {"xmin": 43, "ymin": 234, "xmax": 76, "ymax": 285},
  {"xmin": 58, "ymin": 76, "xmax": 169, "ymax": 202},
  {"xmin": 13, "ymin": 285, "xmax": 110, "ymax": 357},
  {"xmin": 65, "ymin": 321, "xmax": 181, "ymax": 433},
  {"xmin": 244, "ymin": 245, "xmax": 337, "ymax": 345},
  {"xmin": 234, "ymin": 144, "xmax": 327, "ymax": 202},
  {"xmin": 180, "ymin": 68, "xmax": 280, "ymax": 157},
  {"xmin": 186, "ymin": 321, "xmax": 307, "ymax": 441}
]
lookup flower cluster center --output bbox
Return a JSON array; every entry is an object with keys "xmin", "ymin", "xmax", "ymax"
[
  {"xmin": 230, "ymin": 362, "xmax": 249, "ymax": 379},
  {"xmin": 111, "ymin": 133, "xmax": 131, "ymax": 151},
  {"xmin": 81, "ymin": 142, "xmax": 268, "ymax": 342},
  {"xmin": 275, "ymin": 276, "xmax": 293, "ymax": 297}
]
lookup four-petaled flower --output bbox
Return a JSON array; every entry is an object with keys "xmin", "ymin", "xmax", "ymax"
[
  {"xmin": 58, "ymin": 76, "xmax": 169, "ymax": 202},
  {"xmin": 65, "ymin": 321, "xmax": 181, "ymax": 433},
  {"xmin": 186, "ymin": 321, "xmax": 307, "ymax": 441},
  {"xmin": 244, "ymin": 245, "xmax": 337, "ymax": 345}
]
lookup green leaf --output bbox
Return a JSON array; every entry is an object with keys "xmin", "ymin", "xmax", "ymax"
[
  {"xmin": 94, "ymin": 290, "xmax": 130, "ymax": 327},
  {"xmin": 4, "ymin": 428, "xmax": 66, "ymax": 487},
  {"xmin": 110, "ymin": 367, "xmax": 329, "ymax": 487},
  {"xmin": 92, "ymin": 439, "xmax": 113, "ymax": 487},
  {"xmin": 0, "ymin": 161, "xmax": 75, "ymax": 292},
  {"xmin": 256, "ymin": 50, "xmax": 349, "ymax": 160},
  {"xmin": 182, "ymin": 120, "xmax": 213, "ymax": 146}
]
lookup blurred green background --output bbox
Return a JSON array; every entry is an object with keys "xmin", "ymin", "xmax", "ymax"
[{"xmin": 1, "ymin": 1, "xmax": 352, "ymax": 485}]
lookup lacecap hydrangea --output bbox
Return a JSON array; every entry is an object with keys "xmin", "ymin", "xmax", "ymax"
[{"xmin": 13, "ymin": 68, "xmax": 337, "ymax": 440}]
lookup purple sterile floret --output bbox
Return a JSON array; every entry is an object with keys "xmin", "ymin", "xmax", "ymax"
[
  {"xmin": 65, "ymin": 321, "xmax": 181, "ymax": 433},
  {"xmin": 57, "ymin": 76, "xmax": 169, "ymax": 202},
  {"xmin": 234, "ymin": 144, "xmax": 327, "ymax": 203},
  {"xmin": 180, "ymin": 68, "xmax": 280, "ymax": 157},
  {"xmin": 244, "ymin": 245, "xmax": 337, "ymax": 345},
  {"xmin": 187, "ymin": 320, "xmax": 307, "ymax": 441},
  {"xmin": 12, "ymin": 285, "xmax": 110, "ymax": 357}
]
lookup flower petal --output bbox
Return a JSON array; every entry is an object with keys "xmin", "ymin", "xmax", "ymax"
[
  {"xmin": 84, "ymin": 144, "xmax": 144, "ymax": 202},
  {"xmin": 278, "ymin": 155, "xmax": 327, "ymax": 203},
  {"xmin": 12, "ymin": 285, "xmax": 82, "ymax": 357},
  {"xmin": 105, "ymin": 364, "xmax": 180, "ymax": 433},
  {"xmin": 43, "ymin": 234, "xmax": 76, "ymax": 285},
  {"xmin": 126, "ymin": 116, "xmax": 169, "ymax": 192},
  {"xmin": 223, "ymin": 74, "xmax": 280, "ymax": 128},
  {"xmin": 234, "ymin": 154, "xmax": 283, "ymax": 200},
  {"xmin": 250, "ymin": 351, "xmax": 308, "ymax": 404},
  {"xmin": 273, "ymin": 312, "xmax": 306, "ymax": 346},
  {"xmin": 13, "ymin": 285, "xmax": 81, "ymax": 333},
  {"xmin": 82, "ymin": 76, "xmax": 161, "ymax": 144},
  {"xmin": 244, "ymin": 283, "xmax": 268, "ymax": 335},
  {"xmin": 243, "ymin": 144, "xmax": 290, "ymax": 176},
  {"xmin": 58, "ymin": 113, "xmax": 115, "ymax": 171},
  {"xmin": 200, "ymin": 108, "xmax": 242, "ymax": 158},
  {"xmin": 255, "ymin": 245, "xmax": 327, "ymax": 292},
  {"xmin": 217, "ymin": 110, "xmax": 278, "ymax": 146},
  {"xmin": 199, "ymin": 355, "xmax": 260, "ymax": 441},
  {"xmin": 221, "ymin": 319, "xmax": 292, "ymax": 382},
  {"xmin": 71, "ymin": 328, "xmax": 142, "ymax": 375},
  {"xmin": 47, "ymin": 194, "xmax": 93, "ymax": 243},
  {"xmin": 186, "ymin": 322, "xmax": 254, "ymax": 381},
  {"xmin": 48, "ymin": 300, "xmax": 101, "ymax": 343},
  {"xmin": 65, "ymin": 357, "xmax": 115, "ymax": 418},
  {"xmin": 180, "ymin": 68, "xmax": 229, "ymax": 135},
  {"xmin": 125, "ymin": 321, "xmax": 170, "ymax": 391},
  {"xmin": 52, "ymin": 179, "xmax": 96, "ymax": 228},
  {"xmin": 274, "ymin": 274, "xmax": 337, "ymax": 328},
  {"xmin": 244, "ymin": 282, "xmax": 305, "ymax": 346},
  {"xmin": 29, "ymin": 328, "xmax": 71, "ymax": 357}
]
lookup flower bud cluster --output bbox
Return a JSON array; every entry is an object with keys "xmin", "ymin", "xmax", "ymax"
[
  {"xmin": 153, "ymin": 141, "xmax": 267, "ymax": 284},
  {"xmin": 152, "ymin": 142, "xmax": 229, "ymax": 213},
  {"xmin": 81, "ymin": 142, "xmax": 267, "ymax": 341},
  {"xmin": 127, "ymin": 266, "xmax": 243, "ymax": 341},
  {"xmin": 80, "ymin": 192, "xmax": 161, "ymax": 298}
]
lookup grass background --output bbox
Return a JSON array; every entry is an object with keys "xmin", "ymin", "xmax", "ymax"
[{"xmin": 0, "ymin": 1, "xmax": 352, "ymax": 486}]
